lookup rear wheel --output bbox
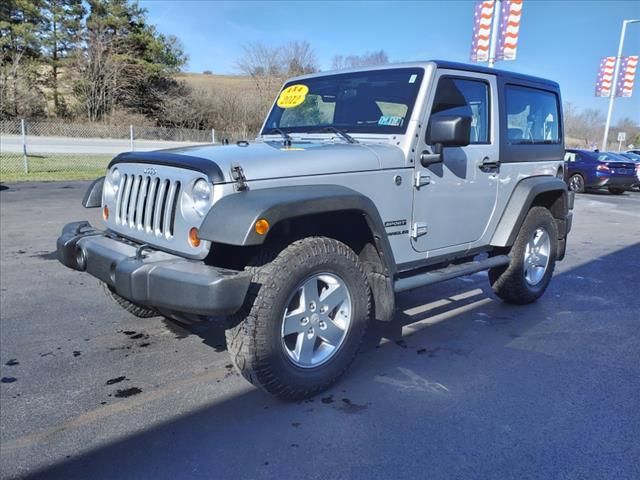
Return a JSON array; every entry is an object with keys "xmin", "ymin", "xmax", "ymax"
[
  {"xmin": 568, "ymin": 174, "xmax": 585, "ymax": 193},
  {"xmin": 489, "ymin": 207, "xmax": 558, "ymax": 305},
  {"xmin": 225, "ymin": 237, "xmax": 370, "ymax": 400},
  {"xmin": 608, "ymin": 187, "xmax": 625, "ymax": 195}
]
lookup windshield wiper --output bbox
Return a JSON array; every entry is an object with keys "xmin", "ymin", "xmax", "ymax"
[
  {"xmin": 322, "ymin": 127, "xmax": 358, "ymax": 144},
  {"xmin": 265, "ymin": 128, "xmax": 292, "ymax": 147}
]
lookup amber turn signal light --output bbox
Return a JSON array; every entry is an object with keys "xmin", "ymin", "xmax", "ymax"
[
  {"xmin": 188, "ymin": 227, "xmax": 201, "ymax": 247},
  {"xmin": 255, "ymin": 218, "xmax": 270, "ymax": 235},
  {"xmin": 102, "ymin": 206, "xmax": 109, "ymax": 220}
]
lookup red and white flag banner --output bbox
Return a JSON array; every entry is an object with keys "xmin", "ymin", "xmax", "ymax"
[
  {"xmin": 470, "ymin": 1, "xmax": 495, "ymax": 62},
  {"xmin": 497, "ymin": 0, "xmax": 523, "ymax": 61},
  {"xmin": 616, "ymin": 55, "xmax": 638, "ymax": 98},
  {"xmin": 595, "ymin": 57, "xmax": 616, "ymax": 97}
]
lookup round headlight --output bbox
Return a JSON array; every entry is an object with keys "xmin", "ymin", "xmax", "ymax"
[
  {"xmin": 109, "ymin": 167, "xmax": 121, "ymax": 192},
  {"xmin": 192, "ymin": 178, "xmax": 212, "ymax": 216}
]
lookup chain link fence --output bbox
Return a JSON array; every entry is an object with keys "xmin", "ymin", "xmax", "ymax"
[{"xmin": 0, "ymin": 120, "xmax": 236, "ymax": 182}]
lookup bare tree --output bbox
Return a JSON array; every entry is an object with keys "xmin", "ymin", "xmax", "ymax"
[
  {"xmin": 281, "ymin": 40, "xmax": 318, "ymax": 76},
  {"xmin": 236, "ymin": 42, "xmax": 283, "ymax": 93},
  {"xmin": 74, "ymin": 28, "xmax": 126, "ymax": 121},
  {"xmin": 331, "ymin": 50, "xmax": 389, "ymax": 70},
  {"xmin": 236, "ymin": 40, "xmax": 318, "ymax": 96},
  {"xmin": 578, "ymin": 108, "xmax": 605, "ymax": 146},
  {"xmin": 562, "ymin": 101, "xmax": 606, "ymax": 147},
  {"xmin": 612, "ymin": 117, "xmax": 640, "ymax": 148}
]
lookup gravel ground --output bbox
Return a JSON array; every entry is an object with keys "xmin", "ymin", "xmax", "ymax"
[{"xmin": 1, "ymin": 181, "xmax": 639, "ymax": 480}]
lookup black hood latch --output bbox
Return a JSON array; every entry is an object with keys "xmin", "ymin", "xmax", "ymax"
[{"xmin": 230, "ymin": 163, "xmax": 248, "ymax": 192}]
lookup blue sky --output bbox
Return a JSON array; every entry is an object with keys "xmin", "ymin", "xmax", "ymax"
[{"xmin": 142, "ymin": 0, "xmax": 640, "ymax": 122}]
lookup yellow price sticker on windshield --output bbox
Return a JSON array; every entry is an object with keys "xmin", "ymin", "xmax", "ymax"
[{"xmin": 277, "ymin": 84, "xmax": 309, "ymax": 108}]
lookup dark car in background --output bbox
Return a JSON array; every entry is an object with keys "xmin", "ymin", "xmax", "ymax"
[
  {"xmin": 564, "ymin": 149, "xmax": 637, "ymax": 194},
  {"xmin": 618, "ymin": 151, "xmax": 640, "ymax": 190}
]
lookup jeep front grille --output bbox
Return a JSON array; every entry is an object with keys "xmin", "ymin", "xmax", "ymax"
[
  {"xmin": 103, "ymin": 163, "xmax": 212, "ymax": 259},
  {"xmin": 115, "ymin": 174, "xmax": 181, "ymax": 238}
]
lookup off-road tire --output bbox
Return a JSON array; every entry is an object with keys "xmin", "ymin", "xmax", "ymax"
[
  {"xmin": 568, "ymin": 173, "xmax": 585, "ymax": 193},
  {"xmin": 225, "ymin": 237, "xmax": 371, "ymax": 401},
  {"xmin": 608, "ymin": 187, "xmax": 625, "ymax": 195},
  {"xmin": 102, "ymin": 283, "xmax": 158, "ymax": 318},
  {"xmin": 489, "ymin": 207, "xmax": 558, "ymax": 305}
]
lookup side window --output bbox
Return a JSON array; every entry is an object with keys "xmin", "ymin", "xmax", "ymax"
[
  {"xmin": 505, "ymin": 85, "xmax": 560, "ymax": 144},
  {"xmin": 429, "ymin": 77, "xmax": 490, "ymax": 144}
]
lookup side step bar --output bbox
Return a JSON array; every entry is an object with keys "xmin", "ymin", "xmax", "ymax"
[{"xmin": 393, "ymin": 255, "xmax": 511, "ymax": 293}]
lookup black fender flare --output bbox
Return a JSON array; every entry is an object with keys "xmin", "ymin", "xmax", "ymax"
[
  {"xmin": 491, "ymin": 176, "xmax": 568, "ymax": 247},
  {"xmin": 82, "ymin": 176, "xmax": 104, "ymax": 208},
  {"xmin": 199, "ymin": 185, "xmax": 397, "ymax": 275}
]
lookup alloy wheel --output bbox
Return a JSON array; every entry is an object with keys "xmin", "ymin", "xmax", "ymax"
[
  {"xmin": 281, "ymin": 273, "xmax": 352, "ymax": 368},
  {"xmin": 523, "ymin": 227, "xmax": 551, "ymax": 285}
]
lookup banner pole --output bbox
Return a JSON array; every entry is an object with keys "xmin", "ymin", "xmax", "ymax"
[
  {"xmin": 602, "ymin": 19, "xmax": 639, "ymax": 150},
  {"xmin": 488, "ymin": 0, "xmax": 501, "ymax": 68}
]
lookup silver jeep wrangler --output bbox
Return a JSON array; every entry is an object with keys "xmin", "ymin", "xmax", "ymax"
[{"xmin": 57, "ymin": 61, "xmax": 573, "ymax": 400}]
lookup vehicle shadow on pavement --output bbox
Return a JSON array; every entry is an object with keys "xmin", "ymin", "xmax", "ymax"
[
  {"xmin": 18, "ymin": 243, "xmax": 640, "ymax": 480},
  {"xmin": 580, "ymin": 190, "xmax": 633, "ymax": 196}
]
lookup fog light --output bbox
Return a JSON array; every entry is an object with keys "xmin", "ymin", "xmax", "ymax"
[
  {"xmin": 102, "ymin": 205, "xmax": 109, "ymax": 220},
  {"xmin": 255, "ymin": 218, "xmax": 270, "ymax": 235},
  {"xmin": 189, "ymin": 227, "xmax": 201, "ymax": 247}
]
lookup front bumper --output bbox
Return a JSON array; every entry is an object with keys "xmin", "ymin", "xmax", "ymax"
[{"xmin": 57, "ymin": 222, "xmax": 251, "ymax": 316}]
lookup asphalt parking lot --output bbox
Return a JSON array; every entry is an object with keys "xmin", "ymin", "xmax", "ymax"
[{"xmin": 1, "ymin": 181, "xmax": 639, "ymax": 480}]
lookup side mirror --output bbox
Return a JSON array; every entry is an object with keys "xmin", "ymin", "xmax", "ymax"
[{"xmin": 421, "ymin": 115, "xmax": 472, "ymax": 167}]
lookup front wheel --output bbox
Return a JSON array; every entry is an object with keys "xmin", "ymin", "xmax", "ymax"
[
  {"xmin": 225, "ymin": 237, "xmax": 370, "ymax": 400},
  {"xmin": 608, "ymin": 187, "xmax": 625, "ymax": 195},
  {"xmin": 489, "ymin": 207, "xmax": 558, "ymax": 305}
]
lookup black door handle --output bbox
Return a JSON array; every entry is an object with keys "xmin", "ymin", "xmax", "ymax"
[{"xmin": 479, "ymin": 157, "xmax": 500, "ymax": 170}]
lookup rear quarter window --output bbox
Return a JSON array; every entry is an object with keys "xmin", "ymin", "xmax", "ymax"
[{"xmin": 505, "ymin": 85, "xmax": 561, "ymax": 145}]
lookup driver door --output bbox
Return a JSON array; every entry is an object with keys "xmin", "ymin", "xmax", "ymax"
[{"xmin": 411, "ymin": 70, "xmax": 500, "ymax": 253}]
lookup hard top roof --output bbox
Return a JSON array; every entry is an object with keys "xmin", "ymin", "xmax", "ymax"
[{"xmin": 288, "ymin": 60, "xmax": 559, "ymax": 90}]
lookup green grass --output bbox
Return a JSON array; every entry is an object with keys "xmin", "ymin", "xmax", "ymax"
[{"xmin": 0, "ymin": 154, "xmax": 111, "ymax": 182}]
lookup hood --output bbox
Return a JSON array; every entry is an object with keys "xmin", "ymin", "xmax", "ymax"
[{"xmin": 111, "ymin": 141, "xmax": 405, "ymax": 184}]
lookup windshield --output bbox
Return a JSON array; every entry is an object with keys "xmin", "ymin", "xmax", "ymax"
[{"xmin": 262, "ymin": 68, "xmax": 424, "ymax": 135}]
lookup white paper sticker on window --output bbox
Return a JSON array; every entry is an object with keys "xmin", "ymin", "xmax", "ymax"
[{"xmin": 409, "ymin": 74, "xmax": 417, "ymax": 84}]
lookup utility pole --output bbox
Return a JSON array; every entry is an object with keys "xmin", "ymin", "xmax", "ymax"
[
  {"xmin": 602, "ymin": 19, "xmax": 639, "ymax": 151},
  {"xmin": 488, "ymin": 0, "xmax": 502, "ymax": 68}
]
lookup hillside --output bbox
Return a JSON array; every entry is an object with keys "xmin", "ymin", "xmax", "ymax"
[{"xmin": 175, "ymin": 72, "xmax": 258, "ymax": 92}]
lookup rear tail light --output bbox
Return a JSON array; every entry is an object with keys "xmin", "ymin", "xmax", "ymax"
[{"xmin": 596, "ymin": 164, "xmax": 610, "ymax": 173}]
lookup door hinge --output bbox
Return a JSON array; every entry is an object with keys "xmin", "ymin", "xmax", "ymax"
[
  {"xmin": 230, "ymin": 162, "xmax": 248, "ymax": 191},
  {"xmin": 414, "ymin": 171, "xmax": 431, "ymax": 189},
  {"xmin": 411, "ymin": 222, "xmax": 428, "ymax": 239}
]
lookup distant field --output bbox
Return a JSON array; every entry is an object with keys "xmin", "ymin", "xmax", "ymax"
[{"xmin": 175, "ymin": 72, "xmax": 258, "ymax": 92}]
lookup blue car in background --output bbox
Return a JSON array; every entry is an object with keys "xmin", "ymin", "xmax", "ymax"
[
  {"xmin": 564, "ymin": 149, "xmax": 637, "ymax": 194},
  {"xmin": 618, "ymin": 151, "xmax": 640, "ymax": 190}
]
